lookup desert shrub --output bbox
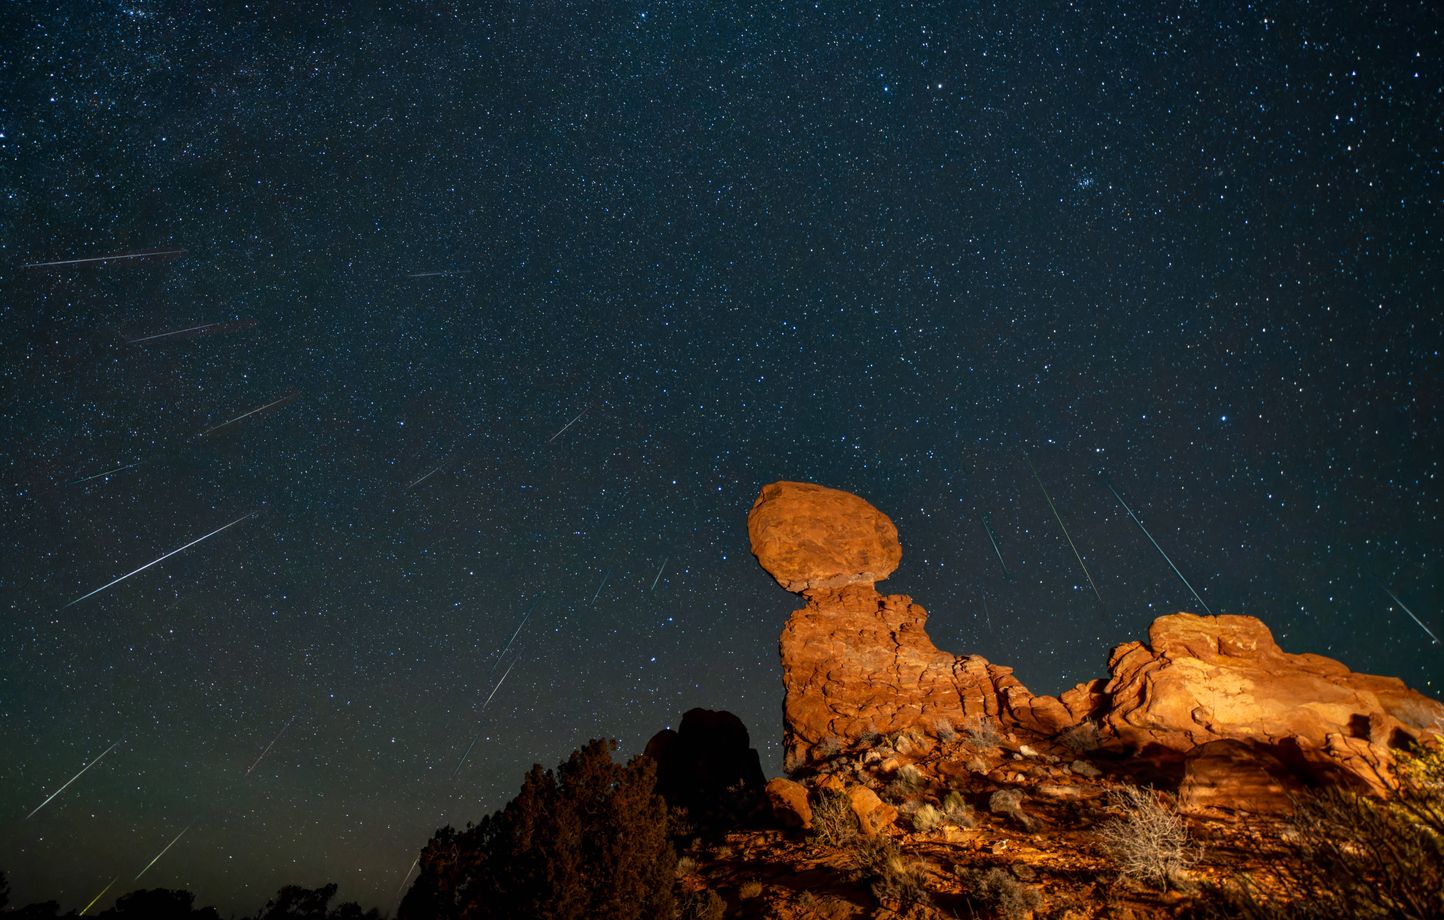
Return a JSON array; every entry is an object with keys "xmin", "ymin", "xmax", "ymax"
[
  {"xmin": 884, "ymin": 764, "xmax": 924, "ymax": 801},
  {"xmin": 962, "ymin": 717, "xmax": 1001, "ymax": 751},
  {"xmin": 1207, "ymin": 736, "xmax": 1444, "ymax": 919},
  {"xmin": 963, "ymin": 868, "xmax": 1042, "ymax": 920},
  {"xmin": 397, "ymin": 739, "xmax": 675, "ymax": 920},
  {"xmin": 935, "ymin": 718, "xmax": 957, "ymax": 743},
  {"xmin": 676, "ymin": 888, "xmax": 725, "ymax": 920},
  {"xmin": 810, "ymin": 788, "xmax": 861, "ymax": 847},
  {"xmin": 942, "ymin": 790, "xmax": 978, "ymax": 827},
  {"xmin": 737, "ymin": 880, "xmax": 763, "ymax": 899},
  {"xmin": 1057, "ymin": 720, "xmax": 1102, "ymax": 756},
  {"xmin": 911, "ymin": 803, "xmax": 944, "ymax": 833},
  {"xmin": 1094, "ymin": 785, "xmax": 1196, "ymax": 890},
  {"xmin": 814, "ymin": 735, "xmax": 842, "ymax": 760}
]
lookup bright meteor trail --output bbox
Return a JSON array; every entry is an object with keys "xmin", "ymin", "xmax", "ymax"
[
  {"xmin": 244, "ymin": 713, "xmax": 298, "ymax": 778},
  {"xmin": 1102, "ymin": 476, "xmax": 1213, "ymax": 616},
  {"xmin": 125, "ymin": 321, "xmax": 222, "ymax": 344},
  {"xmin": 451, "ymin": 659, "xmax": 519, "ymax": 779},
  {"xmin": 23, "ymin": 247, "xmax": 186, "ymax": 269},
  {"xmin": 546, "ymin": 407, "xmax": 588, "ymax": 443},
  {"xmin": 1384, "ymin": 587, "xmax": 1440, "ymax": 645},
  {"xmin": 65, "ymin": 511, "xmax": 258, "ymax": 608},
  {"xmin": 26, "ymin": 740, "xmax": 120, "ymax": 819},
  {"xmin": 68, "ymin": 461, "xmax": 142, "ymax": 486},
  {"xmin": 79, "ymin": 877, "xmax": 118, "ymax": 916},
  {"xmin": 134, "ymin": 824, "xmax": 191, "ymax": 882},
  {"xmin": 1025, "ymin": 456, "xmax": 1103, "ymax": 604},
  {"xmin": 198, "ymin": 391, "xmax": 299, "ymax": 437}
]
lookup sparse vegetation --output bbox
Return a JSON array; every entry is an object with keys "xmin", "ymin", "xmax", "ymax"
[
  {"xmin": 962, "ymin": 867, "xmax": 1042, "ymax": 920},
  {"xmin": 884, "ymin": 763, "xmax": 925, "ymax": 801},
  {"xmin": 1094, "ymin": 784, "xmax": 1197, "ymax": 891},
  {"xmin": 847, "ymin": 836, "xmax": 931, "ymax": 910},
  {"xmin": 1057, "ymin": 719, "xmax": 1103, "ymax": 756},
  {"xmin": 810, "ymin": 788, "xmax": 861, "ymax": 847},
  {"xmin": 1208, "ymin": 735, "xmax": 1444, "ymax": 919},
  {"xmin": 910, "ymin": 802, "xmax": 945, "ymax": 833},
  {"xmin": 935, "ymin": 718, "xmax": 957, "ymax": 743},
  {"xmin": 738, "ymin": 880, "xmax": 763, "ymax": 899},
  {"xmin": 676, "ymin": 887, "xmax": 725, "ymax": 920},
  {"xmin": 941, "ymin": 789, "xmax": 978, "ymax": 827},
  {"xmin": 962, "ymin": 716, "xmax": 1001, "ymax": 751}
]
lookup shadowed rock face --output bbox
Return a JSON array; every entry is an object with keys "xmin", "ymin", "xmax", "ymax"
[{"xmin": 748, "ymin": 480, "xmax": 1444, "ymax": 803}]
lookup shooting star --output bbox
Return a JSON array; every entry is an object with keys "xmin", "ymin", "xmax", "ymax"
[
  {"xmin": 79, "ymin": 877, "xmax": 119, "ymax": 916},
  {"xmin": 1384, "ymin": 587, "xmax": 1440, "ymax": 645},
  {"xmin": 546, "ymin": 407, "xmax": 588, "ymax": 444},
  {"xmin": 125, "ymin": 321, "xmax": 222, "ymax": 344},
  {"xmin": 493, "ymin": 597, "xmax": 540, "ymax": 665},
  {"xmin": 395, "ymin": 857, "xmax": 420, "ymax": 898},
  {"xmin": 198, "ymin": 391, "xmax": 299, "ymax": 437},
  {"xmin": 1102, "ymin": 475, "xmax": 1213, "ymax": 616},
  {"xmin": 980, "ymin": 586, "xmax": 995, "ymax": 632},
  {"xmin": 451, "ymin": 659, "xmax": 518, "ymax": 779},
  {"xmin": 23, "ymin": 247, "xmax": 186, "ymax": 269},
  {"xmin": 651, "ymin": 558, "xmax": 668, "ymax": 590},
  {"xmin": 591, "ymin": 569, "xmax": 610, "ymax": 604},
  {"xmin": 65, "ymin": 510, "xmax": 258, "ymax": 608},
  {"xmin": 980, "ymin": 513, "xmax": 1013, "ymax": 579},
  {"xmin": 26, "ymin": 740, "xmax": 120, "ymax": 819},
  {"xmin": 1025, "ymin": 456, "xmax": 1103, "ymax": 604},
  {"xmin": 405, "ymin": 270, "xmax": 472, "ymax": 278},
  {"xmin": 244, "ymin": 713, "xmax": 298, "ymax": 778},
  {"xmin": 405, "ymin": 461, "xmax": 446, "ymax": 491},
  {"xmin": 134, "ymin": 824, "xmax": 191, "ymax": 882},
  {"xmin": 68, "ymin": 461, "xmax": 142, "ymax": 486}
]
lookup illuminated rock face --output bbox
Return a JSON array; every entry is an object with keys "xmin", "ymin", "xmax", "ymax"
[
  {"xmin": 1100, "ymin": 612, "xmax": 1444, "ymax": 799},
  {"xmin": 749, "ymin": 481, "xmax": 1444, "ymax": 800},
  {"xmin": 748, "ymin": 481, "xmax": 1067, "ymax": 772}
]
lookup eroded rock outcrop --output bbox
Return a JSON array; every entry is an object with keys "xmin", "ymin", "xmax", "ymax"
[
  {"xmin": 750, "ymin": 480, "xmax": 1444, "ymax": 802},
  {"xmin": 1101, "ymin": 613, "xmax": 1444, "ymax": 798},
  {"xmin": 750, "ymin": 481, "xmax": 1066, "ymax": 770}
]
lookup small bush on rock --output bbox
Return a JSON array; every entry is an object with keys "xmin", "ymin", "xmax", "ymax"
[{"xmin": 1094, "ymin": 784, "xmax": 1196, "ymax": 891}]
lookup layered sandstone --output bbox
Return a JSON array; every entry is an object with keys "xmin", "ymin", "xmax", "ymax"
[{"xmin": 749, "ymin": 480, "xmax": 1444, "ymax": 800}]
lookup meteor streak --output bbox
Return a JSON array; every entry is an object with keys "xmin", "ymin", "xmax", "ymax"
[
  {"xmin": 494, "ymin": 598, "xmax": 539, "ymax": 665},
  {"xmin": 26, "ymin": 740, "xmax": 120, "ymax": 819},
  {"xmin": 980, "ymin": 513, "xmax": 1013, "ymax": 579},
  {"xmin": 405, "ymin": 462, "xmax": 446, "ymax": 491},
  {"xmin": 406, "ymin": 270, "xmax": 472, "ymax": 278},
  {"xmin": 198, "ymin": 391, "xmax": 299, "ymax": 436},
  {"xmin": 1102, "ymin": 475, "xmax": 1213, "ymax": 616},
  {"xmin": 395, "ymin": 857, "xmax": 420, "ymax": 898},
  {"xmin": 451, "ymin": 659, "xmax": 518, "ymax": 778},
  {"xmin": 591, "ymin": 569, "xmax": 610, "ymax": 603},
  {"xmin": 80, "ymin": 877, "xmax": 118, "ymax": 916},
  {"xmin": 23, "ymin": 247, "xmax": 186, "ymax": 269},
  {"xmin": 1384, "ymin": 587, "xmax": 1440, "ymax": 645},
  {"xmin": 68, "ymin": 461, "xmax": 142, "ymax": 485},
  {"xmin": 126, "ymin": 321, "xmax": 222, "ymax": 344},
  {"xmin": 651, "ymin": 558, "xmax": 668, "ymax": 590},
  {"xmin": 244, "ymin": 713, "xmax": 298, "ymax": 777},
  {"xmin": 65, "ymin": 510, "xmax": 258, "ymax": 608},
  {"xmin": 546, "ymin": 407, "xmax": 588, "ymax": 443},
  {"xmin": 134, "ymin": 824, "xmax": 191, "ymax": 881},
  {"xmin": 1025, "ymin": 457, "xmax": 1103, "ymax": 603}
]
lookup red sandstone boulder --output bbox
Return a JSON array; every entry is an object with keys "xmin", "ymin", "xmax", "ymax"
[{"xmin": 748, "ymin": 481, "xmax": 902, "ymax": 594}]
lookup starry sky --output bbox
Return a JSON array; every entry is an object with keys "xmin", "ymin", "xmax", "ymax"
[{"xmin": 2, "ymin": 1, "xmax": 1439, "ymax": 915}]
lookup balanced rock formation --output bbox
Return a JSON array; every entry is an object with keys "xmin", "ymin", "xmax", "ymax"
[
  {"xmin": 749, "ymin": 480, "xmax": 1444, "ymax": 800},
  {"xmin": 749, "ymin": 481, "xmax": 1070, "ymax": 770}
]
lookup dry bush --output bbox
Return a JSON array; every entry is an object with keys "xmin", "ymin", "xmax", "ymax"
[
  {"xmin": 962, "ymin": 867, "xmax": 1042, "ymax": 920},
  {"xmin": 911, "ymin": 803, "xmax": 944, "ymax": 833},
  {"xmin": 1208, "ymin": 736, "xmax": 1444, "ymax": 919},
  {"xmin": 962, "ymin": 716, "xmax": 1001, "ymax": 751},
  {"xmin": 737, "ymin": 880, "xmax": 763, "ymax": 900},
  {"xmin": 847, "ymin": 835, "xmax": 931, "ymax": 910},
  {"xmin": 1094, "ymin": 785, "xmax": 1196, "ymax": 890},
  {"xmin": 1057, "ymin": 720, "xmax": 1102, "ymax": 756},
  {"xmin": 935, "ymin": 718, "xmax": 957, "ymax": 743},
  {"xmin": 884, "ymin": 764, "xmax": 925, "ymax": 802},
  {"xmin": 810, "ymin": 788, "xmax": 861, "ymax": 847},
  {"xmin": 941, "ymin": 790, "xmax": 978, "ymax": 828},
  {"xmin": 676, "ymin": 887, "xmax": 725, "ymax": 920}
]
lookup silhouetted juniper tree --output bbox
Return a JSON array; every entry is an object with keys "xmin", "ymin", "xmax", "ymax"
[{"xmin": 398, "ymin": 738, "xmax": 675, "ymax": 920}]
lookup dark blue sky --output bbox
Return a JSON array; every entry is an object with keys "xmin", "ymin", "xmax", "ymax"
[{"xmin": 2, "ymin": 1, "xmax": 1439, "ymax": 914}]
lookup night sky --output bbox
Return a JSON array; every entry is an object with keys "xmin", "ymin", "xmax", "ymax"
[{"xmin": 2, "ymin": 2, "xmax": 1440, "ymax": 915}]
